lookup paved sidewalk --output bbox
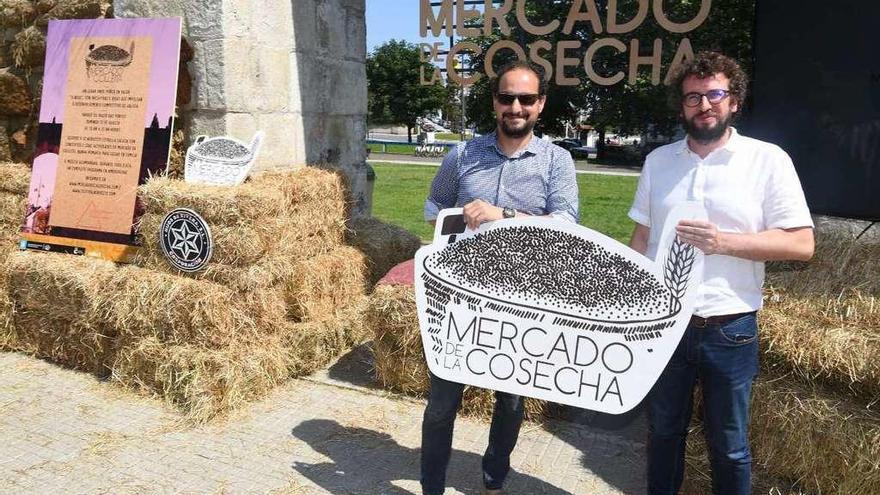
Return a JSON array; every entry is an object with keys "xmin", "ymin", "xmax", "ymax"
[{"xmin": 0, "ymin": 349, "xmax": 646, "ymax": 495}]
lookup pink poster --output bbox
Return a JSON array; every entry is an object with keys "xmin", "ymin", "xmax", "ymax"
[{"xmin": 22, "ymin": 17, "xmax": 181, "ymax": 261}]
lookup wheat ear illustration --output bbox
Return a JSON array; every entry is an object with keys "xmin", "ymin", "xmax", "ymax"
[{"xmin": 664, "ymin": 235, "xmax": 696, "ymax": 315}]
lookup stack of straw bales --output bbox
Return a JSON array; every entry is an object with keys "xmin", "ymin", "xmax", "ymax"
[
  {"xmin": 1, "ymin": 165, "xmax": 373, "ymax": 422},
  {"xmin": 365, "ymin": 282, "xmax": 559, "ymax": 421},
  {"xmin": 683, "ymin": 231, "xmax": 880, "ymax": 494},
  {"xmin": 0, "ymin": 162, "xmax": 29, "ymax": 346}
]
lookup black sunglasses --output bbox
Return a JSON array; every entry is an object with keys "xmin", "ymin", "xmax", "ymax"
[{"xmin": 495, "ymin": 93, "xmax": 542, "ymax": 106}]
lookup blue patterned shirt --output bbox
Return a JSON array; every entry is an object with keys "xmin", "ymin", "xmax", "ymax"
[{"xmin": 424, "ymin": 132, "xmax": 579, "ymax": 223}]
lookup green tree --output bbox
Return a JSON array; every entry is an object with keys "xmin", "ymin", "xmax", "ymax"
[
  {"xmin": 458, "ymin": 0, "xmax": 755, "ymax": 157},
  {"xmin": 367, "ymin": 40, "xmax": 447, "ymax": 143}
]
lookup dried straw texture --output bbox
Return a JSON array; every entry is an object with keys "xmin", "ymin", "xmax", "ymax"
[
  {"xmin": 365, "ymin": 284, "xmax": 554, "ymax": 421},
  {"xmin": 367, "ymin": 285, "xmax": 428, "ymax": 394},
  {"xmin": 761, "ymin": 235, "xmax": 880, "ymax": 401},
  {"xmin": 0, "ymin": 193, "xmax": 25, "ymax": 229},
  {"xmin": 682, "ymin": 415, "xmax": 807, "ymax": 494},
  {"xmin": 111, "ymin": 335, "xmax": 290, "ymax": 423},
  {"xmin": 346, "ymin": 217, "xmax": 421, "ymax": 287},
  {"xmin": 139, "ymin": 167, "xmax": 347, "ymax": 227},
  {"xmin": 282, "ymin": 246, "xmax": 366, "ymax": 321},
  {"xmin": 761, "ymin": 288, "xmax": 880, "ymax": 402},
  {"xmin": 111, "ymin": 302, "xmax": 369, "ymax": 423},
  {"xmin": 0, "ymin": 264, "xmax": 15, "ymax": 349},
  {"xmin": 8, "ymin": 310, "xmax": 114, "ymax": 373},
  {"xmin": 767, "ymin": 233, "xmax": 880, "ymax": 296},
  {"xmin": 5, "ymin": 251, "xmax": 289, "ymax": 349},
  {"xmin": 750, "ymin": 373, "xmax": 880, "ymax": 495},
  {"xmin": 0, "ymin": 164, "xmax": 27, "ymax": 349},
  {"xmin": 0, "ymin": 162, "xmax": 31, "ymax": 195},
  {"xmin": 135, "ymin": 212, "xmax": 341, "ymax": 267}
]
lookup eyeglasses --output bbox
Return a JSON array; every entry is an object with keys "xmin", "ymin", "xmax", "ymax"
[
  {"xmin": 495, "ymin": 93, "xmax": 541, "ymax": 106},
  {"xmin": 682, "ymin": 89, "xmax": 730, "ymax": 107}
]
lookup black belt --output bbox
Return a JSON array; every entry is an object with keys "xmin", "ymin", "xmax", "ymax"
[{"xmin": 689, "ymin": 311, "xmax": 756, "ymax": 328}]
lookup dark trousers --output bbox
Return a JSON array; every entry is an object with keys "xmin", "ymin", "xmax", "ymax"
[
  {"xmin": 647, "ymin": 313, "xmax": 759, "ymax": 495},
  {"xmin": 420, "ymin": 372, "xmax": 525, "ymax": 495}
]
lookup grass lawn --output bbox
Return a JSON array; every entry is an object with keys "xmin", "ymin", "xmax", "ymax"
[
  {"xmin": 367, "ymin": 142, "xmax": 417, "ymax": 154},
  {"xmin": 435, "ymin": 132, "xmax": 474, "ymax": 141},
  {"xmin": 370, "ymin": 163, "xmax": 638, "ymax": 244}
]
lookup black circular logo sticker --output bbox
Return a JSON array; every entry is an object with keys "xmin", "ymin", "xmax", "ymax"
[{"xmin": 159, "ymin": 208, "xmax": 213, "ymax": 272}]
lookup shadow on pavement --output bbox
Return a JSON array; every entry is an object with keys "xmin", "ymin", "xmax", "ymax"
[
  {"xmin": 562, "ymin": 403, "xmax": 647, "ymax": 494},
  {"xmin": 324, "ymin": 344, "xmax": 379, "ymax": 389},
  {"xmin": 291, "ymin": 419, "xmax": 574, "ymax": 495}
]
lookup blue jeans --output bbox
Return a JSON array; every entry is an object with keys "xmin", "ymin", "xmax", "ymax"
[
  {"xmin": 647, "ymin": 312, "xmax": 759, "ymax": 495},
  {"xmin": 421, "ymin": 372, "xmax": 524, "ymax": 495}
]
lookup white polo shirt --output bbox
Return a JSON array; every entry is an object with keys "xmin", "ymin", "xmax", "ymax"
[{"xmin": 628, "ymin": 128, "xmax": 813, "ymax": 317}]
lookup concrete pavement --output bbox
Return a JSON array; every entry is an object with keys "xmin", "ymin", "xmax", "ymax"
[{"xmin": 0, "ymin": 346, "xmax": 647, "ymax": 495}]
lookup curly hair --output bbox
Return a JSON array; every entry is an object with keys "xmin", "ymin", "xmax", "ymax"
[
  {"xmin": 668, "ymin": 51, "xmax": 748, "ymax": 110},
  {"xmin": 490, "ymin": 60, "xmax": 548, "ymax": 96}
]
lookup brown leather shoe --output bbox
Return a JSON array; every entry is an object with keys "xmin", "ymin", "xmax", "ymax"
[{"xmin": 480, "ymin": 487, "xmax": 503, "ymax": 495}]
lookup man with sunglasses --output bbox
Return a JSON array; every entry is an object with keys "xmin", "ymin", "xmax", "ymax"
[
  {"xmin": 628, "ymin": 52, "xmax": 814, "ymax": 494},
  {"xmin": 422, "ymin": 60, "xmax": 578, "ymax": 495}
]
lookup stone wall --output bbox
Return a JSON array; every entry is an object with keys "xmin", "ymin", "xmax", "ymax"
[
  {"xmin": 0, "ymin": 0, "xmax": 112, "ymax": 162},
  {"xmin": 114, "ymin": 0, "xmax": 370, "ymax": 213}
]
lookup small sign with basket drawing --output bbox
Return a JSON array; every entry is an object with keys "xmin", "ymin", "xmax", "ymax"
[{"xmin": 184, "ymin": 132, "xmax": 264, "ymax": 186}]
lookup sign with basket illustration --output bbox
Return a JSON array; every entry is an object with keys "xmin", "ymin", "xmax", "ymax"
[
  {"xmin": 21, "ymin": 18, "xmax": 181, "ymax": 261},
  {"xmin": 415, "ymin": 203, "xmax": 706, "ymax": 414},
  {"xmin": 184, "ymin": 132, "xmax": 264, "ymax": 186}
]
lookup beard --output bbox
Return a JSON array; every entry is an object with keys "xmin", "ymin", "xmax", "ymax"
[
  {"xmin": 498, "ymin": 112, "xmax": 536, "ymax": 139},
  {"xmin": 682, "ymin": 110, "xmax": 731, "ymax": 144}
]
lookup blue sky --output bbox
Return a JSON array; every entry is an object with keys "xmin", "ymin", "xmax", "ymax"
[{"xmin": 366, "ymin": 0, "xmax": 446, "ymax": 54}]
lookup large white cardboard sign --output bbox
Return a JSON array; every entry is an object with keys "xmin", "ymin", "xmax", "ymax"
[{"xmin": 415, "ymin": 204, "xmax": 706, "ymax": 414}]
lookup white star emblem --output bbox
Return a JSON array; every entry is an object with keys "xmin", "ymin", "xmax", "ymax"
[{"xmin": 170, "ymin": 220, "xmax": 201, "ymax": 260}]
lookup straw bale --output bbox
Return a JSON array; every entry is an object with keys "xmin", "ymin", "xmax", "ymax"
[
  {"xmin": 365, "ymin": 284, "xmax": 554, "ymax": 421},
  {"xmin": 0, "ymin": 162, "xmax": 31, "ymax": 195},
  {"xmin": 767, "ymin": 233, "xmax": 880, "ymax": 296},
  {"xmin": 10, "ymin": 310, "xmax": 114, "ymax": 372},
  {"xmin": 6, "ymin": 251, "xmax": 288, "ymax": 348},
  {"xmin": 367, "ymin": 285, "xmax": 426, "ymax": 393},
  {"xmin": 6, "ymin": 250, "xmax": 118, "ymax": 321},
  {"xmin": 749, "ymin": 373, "xmax": 880, "ymax": 495},
  {"xmin": 682, "ymin": 411, "xmax": 807, "ymax": 495},
  {"xmin": 0, "ymin": 193, "xmax": 25, "ymax": 230},
  {"xmin": 96, "ymin": 265, "xmax": 287, "ymax": 348},
  {"xmin": 761, "ymin": 288, "xmax": 880, "ymax": 401},
  {"xmin": 131, "ymin": 252, "xmax": 279, "ymax": 291},
  {"xmin": 111, "ymin": 335, "xmax": 289, "ymax": 422},
  {"xmin": 139, "ymin": 168, "xmax": 347, "ymax": 227},
  {"xmin": 11, "ymin": 25, "xmax": 46, "ymax": 68},
  {"xmin": 283, "ymin": 245, "xmax": 367, "ymax": 321},
  {"xmin": 250, "ymin": 167, "xmax": 349, "ymax": 211},
  {"xmin": 0, "ymin": 267, "xmax": 16, "ymax": 350},
  {"xmin": 280, "ymin": 319, "xmax": 347, "ymax": 377},
  {"xmin": 111, "ymin": 292, "xmax": 368, "ymax": 422},
  {"xmin": 135, "ymin": 211, "xmax": 344, "ymax": 268},
  {"xmin": 346, "ymin": 216, "xmax": 421, "ymax": 287}
]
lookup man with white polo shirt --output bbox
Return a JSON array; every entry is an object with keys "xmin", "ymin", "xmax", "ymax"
[{"xmin": 628, "ymin": 52, "xmax": 814, "ymax": 494}]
